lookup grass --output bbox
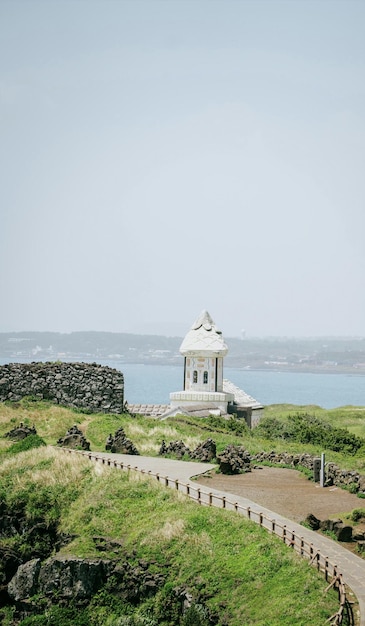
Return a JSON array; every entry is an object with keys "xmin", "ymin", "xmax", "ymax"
[
  {"xmin": 1, "ymin": 399, "xmax": 365, "ymax": 475},
  {"xmin": 257, "ymin": 404, "xmax": 365, "ymax": 473},
  {"xmin": 1, "ymin": 399, "xmax": 363, "ymax": 624},
  {"xmin": 263, "ymin": 403, "xmax": 365, "ymax": 439},
  {"xmin": 0, "ymin": 445, "xmax": 340, "ymax": 625}
]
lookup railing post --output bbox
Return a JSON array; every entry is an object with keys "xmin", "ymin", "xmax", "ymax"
[
  {"xmin": 247, "ymin": 507, "xmax": 251, "ymax": 520},
  {"xmin": 234, "ymin": 502, "xmax": 238, "ymax": 512},
  {"xmin": 309, "ymin": 543, "xmax": 314, "ymax": 561},
  {"xmin": 222, "ymin": 496, "xmax": 226, "ymax": 509},
  {"xmin": 165, "ymin": 476, "xmax": 169, "ymax": 487},
  {"xmin": 186, "ymin": 484, "xmax": 190, "ymax": 496},
  {"xmin": 197, "ymin": 488, "xmax": 201, "ymax": 504},
  {"xmin": 271, "ymin": 520, "xmax": 275, "ymax": 534},
  {"xmin": 209, "ymin": 493, "xmax": 213, "ymax": 506},
  {"xmin": 259, "ymin": 513, "xmax": 263, "ymax": 526},
  {"xmin": 283, "ymin": 525, "xmax": 287, "ymax": 543}
]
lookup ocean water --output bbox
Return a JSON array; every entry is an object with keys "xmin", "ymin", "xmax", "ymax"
[
  {"xmin": 1, "ymin": 358, "xmax": 363, "ymax": 409},
  {"xmin": 117, "ymin": 363, "xmax": 365, "ymax": 409}
]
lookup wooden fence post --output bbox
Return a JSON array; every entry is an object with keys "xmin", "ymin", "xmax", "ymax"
[
  {"xmin": 300, "ymin": 537, "xmax": 304, "ymax": 556},
  {"xmin": 309, "ymin": 543, "xmax": 314, "ymax": 561}
]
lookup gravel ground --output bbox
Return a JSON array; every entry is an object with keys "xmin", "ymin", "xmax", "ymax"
[{"xmin": 196, "ymin": 466, "xmax": 363, "ymax": 524}]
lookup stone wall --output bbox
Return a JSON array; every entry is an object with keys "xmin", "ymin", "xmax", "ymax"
[
  {"xmin": 0, "ymin": 362, "xmax": 124, "ymax": 413},
  {"xmin": 253, "ymin": 450, "xmax": 365, "ymax": 495}
]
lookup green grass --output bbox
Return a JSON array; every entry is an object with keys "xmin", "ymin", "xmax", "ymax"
[
  {"xmin": 263, "ymin": 403, "xmax": 365, "ymax": 439},
  {"xmin": 1, "ymin": 399, "xmax": 365, "ymax": 475},
  {"xmin": 255, "ymin": 405, "xmax": 365, "ymax": 474},
  {"xmin": 0, "ymin": 446, "xmax": 340, "ymax": 625},
  {"xmin": 2, "ymin": 399, "xmax": 364, "ymax": 624}
]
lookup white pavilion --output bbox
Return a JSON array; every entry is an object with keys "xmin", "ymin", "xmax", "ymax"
[{"xmin": 165, "ymin": 310, "xmax": 263, "ymax": 427}]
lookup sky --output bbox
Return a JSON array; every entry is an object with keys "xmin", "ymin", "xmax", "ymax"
[{"xmin": 1, "ymin": 0, "xmax": 364, "ymax": 338}]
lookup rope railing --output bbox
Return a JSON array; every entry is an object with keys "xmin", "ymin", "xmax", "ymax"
[{"xmin": 64, "ymin": 449, "xmax": 352, "ymax": 625}]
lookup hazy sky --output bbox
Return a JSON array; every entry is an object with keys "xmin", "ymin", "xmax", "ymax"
[{"xmin": 1, "ymin": 0, "xmax": 364, "ymax": 338}]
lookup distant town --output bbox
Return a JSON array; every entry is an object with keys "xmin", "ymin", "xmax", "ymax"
[{"xmin": 1, "ymin": 331, "xmax": 365, "ymax": 375}]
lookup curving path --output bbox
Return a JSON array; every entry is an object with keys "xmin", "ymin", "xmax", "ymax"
[{"xmin": 86, "ymin": 452, "xmax": 365, "ymax": 625}]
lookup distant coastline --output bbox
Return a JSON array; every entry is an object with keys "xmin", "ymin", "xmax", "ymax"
[
  {"xmin": 1, "ymin": 330, "xmax": 365, "ymax": 378},
  {"xmin": 1, "ymin": 355, "xmax": 365, "ymax": 377}
]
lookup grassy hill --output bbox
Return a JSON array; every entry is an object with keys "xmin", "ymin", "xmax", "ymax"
[
  {"xmin": 1, "ymin": 399, "xmax": 365, "ymax": 471},
  {"xmin": 1, "ymin": 399, "xmax": 364, "ymax": 625}
]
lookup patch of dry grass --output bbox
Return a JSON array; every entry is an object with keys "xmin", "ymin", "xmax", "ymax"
[
  {"xmin": 146, "ymin": 518, "xmax": 186, "ymax": 544},
  {"xmin": 0, "ymin": 446, "xmax": 91, "ymax": 489},
  {"xmin": 0, "ymin": 400, "xmax": 85, "ymax": 444}
]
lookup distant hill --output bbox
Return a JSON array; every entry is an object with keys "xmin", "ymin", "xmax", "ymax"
[{"xmin": 1, "ymin": 331, "xmax": 365, "ymax": 374}]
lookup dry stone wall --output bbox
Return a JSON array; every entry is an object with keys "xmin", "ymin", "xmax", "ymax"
[
  {"xmin": 253, "ymin": 450, "xmax": 365, "ymax": 495},
  {"xmin": 0, "ymin": 362, "xmax": 124, "ymax": 413}
]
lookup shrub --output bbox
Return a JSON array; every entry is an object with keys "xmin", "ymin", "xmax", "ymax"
[
  {"xmin": 255, "ymin": 413, "xmax": 364, "ymax": 455},
  {"xmin": 205, "ymin": 416, "xmax": 249, "ymax": 437},
  {"xmin": 7, "ymin": 435, "xmax": 46, "ymax": 455},
  {"xmin": 349, "ymin": 508, "xmax": 365, "ymax": 522},
  {"xmin": 254, "ymin": 417, "xmax": 287, "ymax": 440}
]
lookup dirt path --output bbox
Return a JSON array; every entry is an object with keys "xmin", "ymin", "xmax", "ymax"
[{"xmin": 196, "ymin": 466, "xmax": 363, "ymax": 523}]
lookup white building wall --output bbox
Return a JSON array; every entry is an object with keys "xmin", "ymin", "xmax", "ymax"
[
  {"xmin": 216, "ymin": 358, "xmax": 224, "ymax": 392},
  {"xmin": 184, "ymin": 356, "xmax": 217, "ymax": 392}
]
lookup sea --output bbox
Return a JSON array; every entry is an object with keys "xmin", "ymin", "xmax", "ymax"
[{"xmin": 1, "ymin": 357, "xmax": 365, "ymax": 409}]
